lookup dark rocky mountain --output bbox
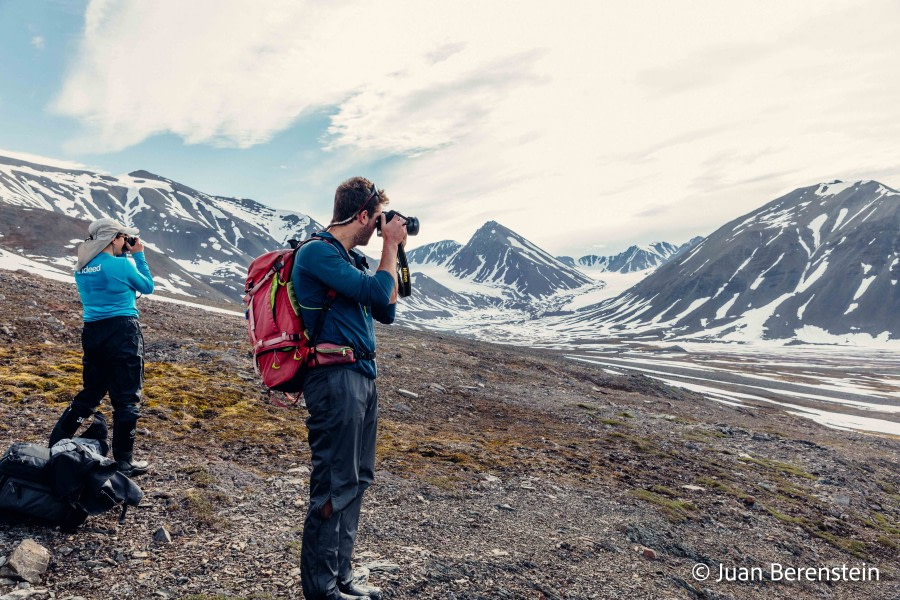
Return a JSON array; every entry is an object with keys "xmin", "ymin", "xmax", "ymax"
[
  {"xmin": 0, "ymin": 155, "xmax": 323, "ymax": 301},
  {"xmin": 445, "ymin": 221, "xmax": 592, "ymax": 299},
  {"xmin": 569, "ymin": 180, "xmax": 900, "ymax": 341}
]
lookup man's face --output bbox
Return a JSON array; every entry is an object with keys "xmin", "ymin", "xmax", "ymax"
[{"xmin": 354, "ymin": 207, "xmax": 382, "ymax": 247}]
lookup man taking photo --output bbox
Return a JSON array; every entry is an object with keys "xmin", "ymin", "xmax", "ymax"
[{"xmin": 293, "ymin": 176, "xmax": 407, "ymax": 600}]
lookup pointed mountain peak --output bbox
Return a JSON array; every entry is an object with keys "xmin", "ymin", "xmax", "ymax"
[{"xmin": 470, "ymin": 220, "xmax": 516, "ymax": 240}]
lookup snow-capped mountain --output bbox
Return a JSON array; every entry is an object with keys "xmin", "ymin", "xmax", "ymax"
[
  {"xmin": 445, "ymin": 221, "xmax": 593, "ymax": 299},
  {"xmin": 562, "ymin": 241, "xmax": 685, "ymax": 274},
  {"xmin": 567, "ymin": 180, "xmax": 900, "ymax": 342},
  {"xmin": 0, "ymin": 154, "xmax": 323, "ymax": 300},
  {"xmin": 398, "ymin": 221, "xmax": 599, "ymax": 323},
  {"xmin": 406, "ymin": 240, "xmax": 462, "ymax": 266}
]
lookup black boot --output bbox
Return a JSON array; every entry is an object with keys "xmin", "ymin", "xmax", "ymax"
[
  {"xmin": 112, "ymin": 419, "xmax": 149, "ymax": 476},
  {"xmin": 115, "ymin": 453, "xmax": 149, "ymax": 477},
  {"xmin": 49, "ymin": 406, "xmax": 93, "ymax": 447},
  {"xmin": 338, "ymin": 582, "xmax": 381, "ymax": 600}
]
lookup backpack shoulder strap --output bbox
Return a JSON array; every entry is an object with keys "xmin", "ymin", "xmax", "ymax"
[{"xmin": 294, "ymin": 234, "xmax": 340, "ymax": 346}]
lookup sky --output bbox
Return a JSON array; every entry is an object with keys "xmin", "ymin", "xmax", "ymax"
[{"xmin": 1, "ymin": 0, "xmax": 899, "ymax": 258}]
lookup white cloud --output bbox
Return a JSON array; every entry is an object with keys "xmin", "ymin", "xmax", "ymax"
[
  {"xmin": 0, "ymin": 148, "xmax": 93, "ymax": 171},
  {"xmin": 31, "ymin": 36, "xmax": 45, "ymax": 50},
  {"xmin": 52, "ymin": 0, "xmax": 900, "ymax": 256}
]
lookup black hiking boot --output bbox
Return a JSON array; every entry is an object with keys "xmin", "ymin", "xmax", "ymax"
[
  {"xmin": 338, "ymin": 582, "xmax": 381, "ymax": 600},
  {"xmin": 116, "ymin": 458, "xmax": 150, "ymax": 477}
]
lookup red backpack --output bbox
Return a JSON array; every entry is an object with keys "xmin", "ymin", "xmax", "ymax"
[{"xmin": 243, "ymin": 236, "xmax": 337, "ymax": 398}]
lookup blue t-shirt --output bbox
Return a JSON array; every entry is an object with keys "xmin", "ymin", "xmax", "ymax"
[
  {"xmin": 292, "ymin": 233, "xmax": 396, "ymax": 379},
  {"xmin": 74, "ymin": 252, "xmax": 155, "ymax": 322}
]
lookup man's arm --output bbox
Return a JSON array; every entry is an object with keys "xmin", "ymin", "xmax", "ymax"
[
  {"xmin": 376, "ymin": 214, "xmax": 408, "ymax": 305},
  {"xmin": 302, "ymin": 242, "xmax": 394, "ymax": 306}
]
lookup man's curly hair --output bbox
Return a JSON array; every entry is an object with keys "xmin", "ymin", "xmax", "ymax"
[{"xmin": 331, "ymin": 177, "xmax": 390, "ymax": 225}]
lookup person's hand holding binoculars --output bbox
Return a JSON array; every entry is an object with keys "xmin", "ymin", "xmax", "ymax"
[{"xmin": 125, "ymin": 237, "xmax": 145, "ymax": 253}]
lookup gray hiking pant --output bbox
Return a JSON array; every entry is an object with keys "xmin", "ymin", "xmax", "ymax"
[{"xmin": 300, "ymin": 367, "xmax": 377, "ymax": 600}]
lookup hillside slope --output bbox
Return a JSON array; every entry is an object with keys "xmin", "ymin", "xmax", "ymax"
[{"xmin": 0, "ymin": 271, "xmax": 897, "ymax": 599}]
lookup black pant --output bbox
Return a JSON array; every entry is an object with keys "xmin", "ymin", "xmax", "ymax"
[
  {"xmin": 49, "ymin": 316, "xmax": 144, "ymax": 460},
  {"xmin": 301, "ymin": 368, "xmax": 378, "ymax": 600}
]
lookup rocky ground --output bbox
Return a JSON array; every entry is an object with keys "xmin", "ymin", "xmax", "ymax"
[{"xmin": 0, "ymin": 269, "xmax": 898, "ymax": 600}]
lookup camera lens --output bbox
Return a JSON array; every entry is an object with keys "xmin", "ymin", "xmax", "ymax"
[{"xmin": 405, "ymin": 217, "xmax": 419, "ymax": 236}]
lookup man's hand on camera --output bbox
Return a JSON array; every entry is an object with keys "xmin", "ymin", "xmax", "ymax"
[
  {"xmin": 379, "ymin": 213, "xmax": 408, "ymax": 247},
  {"xmin": 127, "ymin": 238, "xmax": 145, "ymax": 253}
]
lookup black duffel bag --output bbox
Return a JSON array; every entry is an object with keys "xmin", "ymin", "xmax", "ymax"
[
  {"xmin": 0, "ymin": 442, "xmax": 89, "ymax": 529},
  {"xmin": 0, "ymin": 414, "xmax": 142, "ymax": 530}
]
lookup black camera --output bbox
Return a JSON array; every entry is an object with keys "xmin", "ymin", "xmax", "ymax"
[
  {"xmin": 376, "ymin": 210, "xmax": 419, "ymax": 236},
  {"xmin": 124, "ymin": 236, "xmax": 137, "ymax": 247}
]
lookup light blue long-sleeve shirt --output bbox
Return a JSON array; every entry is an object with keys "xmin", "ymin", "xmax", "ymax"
[{"xmin": 74, "ymin": 252, "xmax": 154, "ymax": 322}]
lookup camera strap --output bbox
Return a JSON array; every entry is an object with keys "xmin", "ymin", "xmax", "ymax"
[{"xmin": 397, "ymin": 245, "xmax": 411, "ymax": 297}]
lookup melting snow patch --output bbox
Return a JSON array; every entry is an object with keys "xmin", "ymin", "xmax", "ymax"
[
  {"xmin": 715, "ymin": 294, "xmax": 739, "ymax": 320},
  {"xmin": 672, "ymin": 297, "xmax": 710, "ymax": 322},
  {"xmin": 796, "ymin": 259, "xmax": 829, "ymax": 293},
  {"xmin": 852, "ymin": 276, "xmax": 876, "ymax": 301},
  {"xmin": 797, "ymin": 295, "xmax": 814, "ymax": 319},
  {"xmin": 832, "ymin": 208, "xmax": 849, "ymax": 231},
  {"xmin": 808, "ymin": 214, "xmax": 827, "ymax": 248},
  {"xmin": 794, "ymin": 325, "xmax": 895, "ymax": 346},
  {"xmin": 814, "ymin": 180, "xmax": 856, "ymax": 196}
]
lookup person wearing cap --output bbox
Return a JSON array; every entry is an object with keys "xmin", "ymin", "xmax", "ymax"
[
  {"xmin": 292, "ymin": 177, "xmax": 406, "ymax": 600},
  {"xmin": 48, "ymin": 217, "xmax": 155, "ymax": 477}
]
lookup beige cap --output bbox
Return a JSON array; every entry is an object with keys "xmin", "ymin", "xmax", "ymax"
[{"xmin": 75, "ymin": 218, "xmax": 141, "ymax": 271}]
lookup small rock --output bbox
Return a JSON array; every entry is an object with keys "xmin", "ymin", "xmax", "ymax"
[
  {"xmin": 153, "ymin": 527, "xmax": 172, "ymax": 544},
  {"xmin": 642, "ymin": 547, "xmax": 657, "ymax": 560},
  {"xmin": 7, "ymin": 539, "xmax": 51, "ymax": 584},
  {"xmin": 429, "ymin": 383, "xmax": 447, "ymax": 393},
  {"xmin": 681, "ymin": 485, "xmax": 705, "ymax": 492},
  {"xmin": 132, "ymin": 551, "xmax": 150, "ymax": 559},
  {"xmin": 496, "ymin": 504, "xmax": 515, "ymax": 512},
  {"xmin": 743, "ymin": 496, "xmax": 756, "ymax": 506},
  {"xmin": 833, "ymin": 495, "xmax": 851, "ymax": 507},
  {"xmin": 397, "ymin": 389, "xmax": 418, "ymax": 399},
  {"xmin": 286, "ymin": 466, "xmax": 310, "ymax": 476},
  {"xmin": 360, "ymin": 560, "xmax": 400, "ymax": 574}
]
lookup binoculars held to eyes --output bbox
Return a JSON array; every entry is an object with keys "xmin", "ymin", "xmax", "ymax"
[{"xmin": 376, "ymin": 210, "xmax": 419, "ymax": 236}]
